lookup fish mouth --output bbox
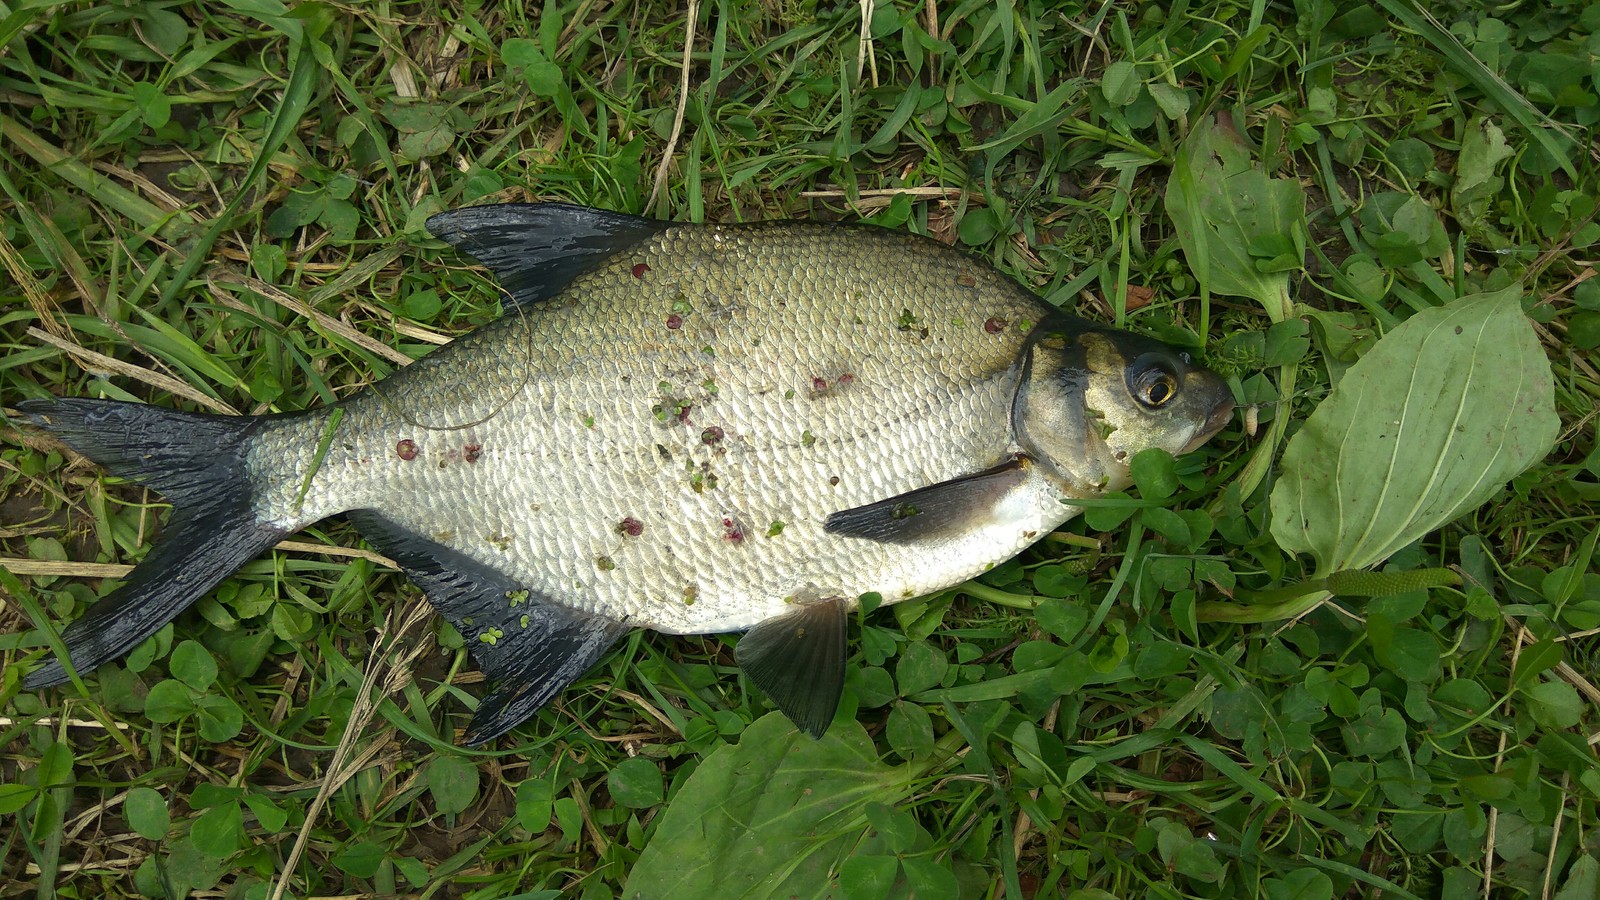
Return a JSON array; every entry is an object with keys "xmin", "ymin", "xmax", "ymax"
[{"xmin": 1181, "ymin": 397, "xmax": 1236, "ymax": 454}]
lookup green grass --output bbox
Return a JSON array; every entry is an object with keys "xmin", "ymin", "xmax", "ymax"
[{"xmin": 2, "ymin": 0, "xmax": 1598, "ymax": 897}]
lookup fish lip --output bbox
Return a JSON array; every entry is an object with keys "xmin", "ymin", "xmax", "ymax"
[{"xmin": 1181, "ymin": 397, "xmax": 1236, "ymax": 454}]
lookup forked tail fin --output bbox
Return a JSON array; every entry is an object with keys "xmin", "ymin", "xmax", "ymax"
[{"xmin": 13, "ymin": 399, "xmax": 289, "ymax": 689}]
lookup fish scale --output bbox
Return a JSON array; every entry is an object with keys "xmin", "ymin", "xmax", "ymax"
[{"xmin": 16, "ymin": 204, "xmax": 1234, "ymax": 743}]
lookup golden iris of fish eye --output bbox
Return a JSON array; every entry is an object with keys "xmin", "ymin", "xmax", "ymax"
[{"xmin": 1135, "ymin": 368, "xmax": 1179, "ymax": 408}]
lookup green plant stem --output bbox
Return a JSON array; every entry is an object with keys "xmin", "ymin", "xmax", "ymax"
[
  {"xmin": 959, "ymin": 581, "xmax": 1041, "ymax": 609},
  {"xmin": 911, "ymin": 726, "xmax": 974, "ymax": 781},
  {"xmin": 1196, "ymin": 589, "xmax": 1332, "ymax": 623},
  {"xmin": 1042, "ymin": 531, "xmax": 1103, "ymax": 550},
  {"xmin": 1229, "ymin": 362, "xmax": 1296, "ymax": 504}
]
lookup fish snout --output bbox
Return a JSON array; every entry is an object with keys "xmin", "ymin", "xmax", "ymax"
[
  {"xmin": 1203, "ymin": 396, "xmax": 1236, "ymax": 438},
  {"xmin": 1181, "ymin": 393, "xmax": 1236, "ymax": 454}
]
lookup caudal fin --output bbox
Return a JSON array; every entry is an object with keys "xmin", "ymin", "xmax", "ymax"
[{"xmin": 14, "ymin": 399, "xmax": 288, "ymax": 689}]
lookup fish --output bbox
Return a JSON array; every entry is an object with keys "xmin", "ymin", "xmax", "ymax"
[{"xmin": 11, "ymin": 203, "xmax": 1234, "ymax": 744}]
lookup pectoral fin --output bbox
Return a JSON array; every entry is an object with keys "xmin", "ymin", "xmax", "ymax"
[
  {"xmin": 823, "ymin": 457, "xmax": 1031, "ymax": 544},
  {"xmin": 348, "ymin": 511, "xmax": 628, "ymax": 745},
  {"xmin": 735, "ymin": 599, "xmax": 849, "ymax": 739}
]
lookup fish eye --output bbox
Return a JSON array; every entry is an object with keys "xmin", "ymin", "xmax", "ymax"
[{"xmin": 1129, "ymin": 355, "xmax": 1180, "ymax": 410}]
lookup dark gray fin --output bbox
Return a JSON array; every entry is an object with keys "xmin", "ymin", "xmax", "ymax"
[
  {"xmin": 734, "ymin": 599, "xmax": 849, "ymax": 738},
  {"xmin": 823, "ymin": 457, "xmax": 1031, "ymax": 545},
  {"xmin": 425, "ymin": 203, "xmax": 667, "ymax": 310},
  {"xmin": 347, "ymin": 510, "xmax": 628, "ymax": 745},
  {"xmin": 14, "ymin": 399, "xmax": 286, "ymax": 689}
]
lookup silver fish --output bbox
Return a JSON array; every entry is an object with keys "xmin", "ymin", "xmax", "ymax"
[{"xmin": 14, "ymin": 204, "xmax": 1234, "ymax": 742}]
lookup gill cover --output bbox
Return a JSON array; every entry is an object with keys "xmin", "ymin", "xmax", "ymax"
[{"xmin": 1009, "ymin": 318, "xmax": 1112, "ymax": 492}]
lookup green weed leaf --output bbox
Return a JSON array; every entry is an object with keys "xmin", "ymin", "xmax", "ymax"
[
  {"xmin": 608, "ymin": 758, "xmax": 664, "ymax": 809},
  {"xmin": 170, "ymin": 640, "xmax": 218, "ymax": 690},
  {"xmin": 195, "ymin": 695, "xmax": 245, "ymax": 742},
  {"xmin": 1101, "ymin": 61, "xmax": 1140, "ymax": 106},
  {"xmin": 1525, "ymin": 681, "xmax": 1583, "ymax": 729},
  {"xmin": 0, "ymin": 783, "xmax": 36, "ymax": 814},
  {"xmin": 839, "ymin": 855, "xmax": 899, "ymax": 898},
  {"xmin": 144, "ymin": 680, "xmax": 196, "ymax": 723},
  {"xmin": 426, "ymin": 755, "xmax": 479, "ymax": 815},
  {"xmin": 1264, "ymin": 868, "xmax": 1335, "ymax": 900},
  {"xmin": 886, "ymin": 701, "xmax": 934, "ymax": 759},
  {"xmin": 36, "ymin": 741, "xmax": 72, "ymax": 788},
  {"xmin": 333, "ymin": 841, "xmax": 388, "ymax": 878},
  {"xmin": 502, "ymin": 38, "xmax": 563, "ymax": 97},
  {"xmin": 125, "ymin": 787, "xmax": 170, "ymax": 840},
  {"xmin": 1036, "ymin": 596, "xmax": 1088, "ymax": 642},
  {"xmin": 1270, "ymin": 288, "xmax": 1558, "ymax": 576},
  {"xmin": 1129, "ymin": 448, "xmax": 1178, "ymax": 499},
  {"xmin": 1556, "ymin": 856, "xmax": 1600, "ymax": 900},
  {"xmin": 864, "ymin": 802, "xmax": 920, "ymax": 852},
  {"xmin": 191, "ymin": 801, "xmax": 245, "ymax": 858},
  {"xmin": 515, "ymin": 778, "xmax": 554, "ymax": 833},
  {"xmin": 895, "ymin": 642, "xmax": 948, "ymax": 696},
  {"xmin": 243, "ymin": 794, "xmax": 288, "ymax": 833},
  {"xmin": 1345, "ymin": 704, "xmax": 1407, "ymax": 757},
  {"xmin": 903, "ymin": 857, "xmax": 959, "ymax": 895},
  {"xmin": 624, "ymin": 713, "xmax": 914, "ymax": 899}
]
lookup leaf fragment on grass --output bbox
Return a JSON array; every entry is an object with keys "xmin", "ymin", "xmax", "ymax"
[
  {"xmin": 1451, "ymin": 118, "xmax": 1514, "ymax": 230},
  {"xmin": 1269, "ymin": 287, "xmax": 1558, "ymax": 576},
  {"xmin": 623, "ymin": 713, "xmax": 915, "ymax": 899},
  {"xmin": 1164, "ymin": 113, "xmax": 1306, "ymax": 322}
]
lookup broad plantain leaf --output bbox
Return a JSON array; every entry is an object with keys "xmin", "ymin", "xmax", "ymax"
[
  {"xmin": 1270, "ymin": 288, "xmax": 1557, "ymax": 576},
  {"xmin": 623, "ymin": 713, "xmax": 914, "ymax": 900}
]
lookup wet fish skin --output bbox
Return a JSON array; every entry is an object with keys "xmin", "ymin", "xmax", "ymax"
[{"xmin": 15, "ymin": 204, "xmax": 1234, "ymax": 743}]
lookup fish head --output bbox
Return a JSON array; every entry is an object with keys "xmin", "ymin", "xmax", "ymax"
[{"xmin": 1013, "ymin": 318, "xmax": 1235, "ymax": 495}]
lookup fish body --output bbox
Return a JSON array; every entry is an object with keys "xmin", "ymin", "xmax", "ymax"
[{"xmin": 15, "ymin": 204, "xmax": 1233, "ymax": 742}]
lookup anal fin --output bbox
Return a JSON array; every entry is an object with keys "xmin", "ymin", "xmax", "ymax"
[
  {"xmin": 735, "ymin": 599, "xmax": 848, "ymax": 738},
  {"xmin": 823, "ymin": 457, "xmax": 1031, "ymax": 544},
  {"xmin": 348, "ymin": 511, "xmax": 627, "ymax": 745}
]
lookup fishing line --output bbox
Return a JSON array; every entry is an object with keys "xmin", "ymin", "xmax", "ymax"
[{"xmin": 367, "ymin": 281, "xmax": 538, "ymax": 433}]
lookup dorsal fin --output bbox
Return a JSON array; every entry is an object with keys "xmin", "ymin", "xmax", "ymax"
[{"xmin": 425, "ymin": 203, "xmax": 667, "ymax": 310}]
